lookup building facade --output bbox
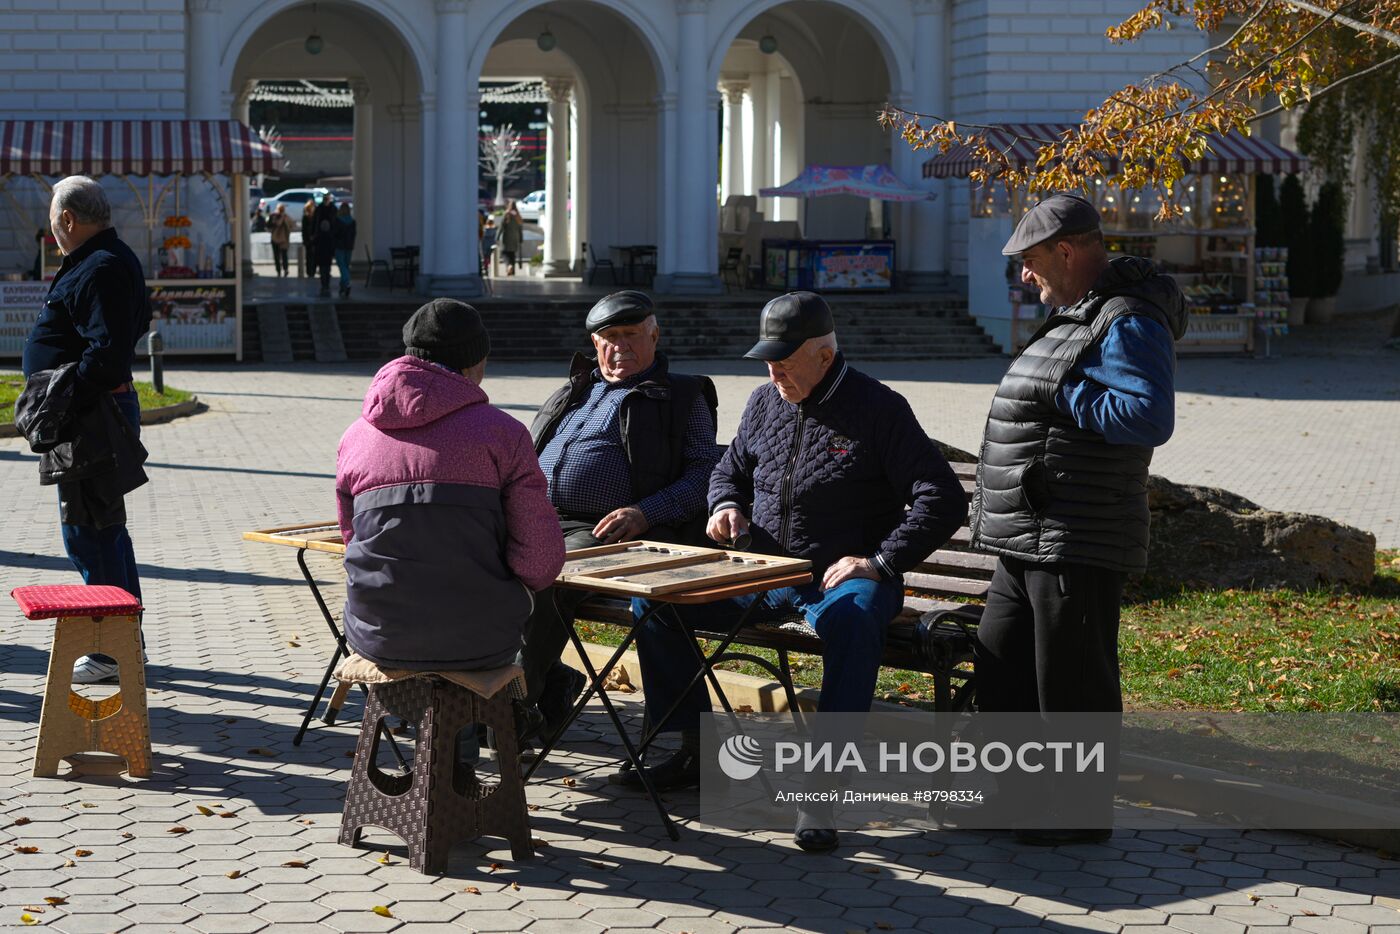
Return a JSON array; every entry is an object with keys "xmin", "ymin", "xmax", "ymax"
[{"xmin": 0, "ymin": 0, "xmax": 1214, "ymax": 295}]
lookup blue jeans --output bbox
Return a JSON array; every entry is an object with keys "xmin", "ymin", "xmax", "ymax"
[
  {"xmin": 60, "ymin": 390, "xmax": 142, "ymax": 603},
  {"xmin": 633, "ymin": 577, "xmax": 904, "ymax": 734},
  {"xmin": 335, "ymin": 249, "xmax": 352, "ymax": 288}
]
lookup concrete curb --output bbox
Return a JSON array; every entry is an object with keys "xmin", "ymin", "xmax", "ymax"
[
  {"xmin": 0, "ymin": 395, "xmax": 200, "ymax": 438},
  {"xmin": 562, "ymin": 639, "xmax": 1400, "ymax": 851}
]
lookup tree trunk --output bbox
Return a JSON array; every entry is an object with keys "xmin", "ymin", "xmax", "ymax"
[{"xmin": 495, "ymin": 174, "xmax": 506, "ymax": 208}]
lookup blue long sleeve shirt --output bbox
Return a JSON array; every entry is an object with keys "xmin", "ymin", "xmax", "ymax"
[{"xmin": 1054, "ymin": 314, "xmax": 1176, "ymax": 447}]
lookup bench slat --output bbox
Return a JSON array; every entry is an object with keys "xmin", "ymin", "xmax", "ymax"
[
  {"xmin": 915, "ymin": 549, "xmax": 998, "ymax": 574},
  {"xmin": 901, "ymin": 572, "xmax": 990, "ymax": 598}
]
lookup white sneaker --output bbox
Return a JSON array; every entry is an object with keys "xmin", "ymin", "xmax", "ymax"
[{"xmin": 72, "ymin": 656, "xmax": 120, "ymax": 684}]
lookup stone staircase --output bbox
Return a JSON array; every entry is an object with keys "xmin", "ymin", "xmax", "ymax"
[{"xmin": 241, "ymin": 295, "xmax": 999, "ymax": 364}]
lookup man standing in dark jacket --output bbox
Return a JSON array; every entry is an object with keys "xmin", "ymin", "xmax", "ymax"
[
  {"xmin": 311, "ymin": 192, "xmax": 339, "ymax": 298},
  {"xmin": 625, "ymin": 291, "xmax": 968, "ymax": 852},
  {"xmin": 971, "ymin": 193, "xmax": 1186, "ymax": 846},
  {"xmin": 22, "ymin": 175, "xmax": 152, "ymax": 684},
  {"xmin": 521, "ymin": 290, "xmax": 721, "ymax": 739}
]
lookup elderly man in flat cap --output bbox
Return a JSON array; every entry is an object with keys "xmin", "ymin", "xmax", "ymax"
[
  {"xmin": 623, "ymin": 291, "xmax": 968, "ymax": 853},
  {"xmin": 519, "ymin": 290, "xmax": 722, "ymax": 740},
  {"xmin": 971, "ymin": 193, "xmax": 1186, "ymax": 846}
]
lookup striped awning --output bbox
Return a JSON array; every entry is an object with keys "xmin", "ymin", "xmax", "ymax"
[
  {"xmin": 0, "ymin": 120, "xmax": 284, "ymax": 177},
  {"xmin": 922, "ymin": 122, "xmax": 1307, "ymax": 178}
]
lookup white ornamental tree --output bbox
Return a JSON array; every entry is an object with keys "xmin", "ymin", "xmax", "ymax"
[{"xmin": 480, "ymin": 124, "xmax": 527, "ymax": 208}]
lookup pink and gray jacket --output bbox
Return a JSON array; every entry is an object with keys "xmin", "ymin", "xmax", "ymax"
[{"xmin": 336, "ymin": 355, "xmax": 565, "ymax": 670}]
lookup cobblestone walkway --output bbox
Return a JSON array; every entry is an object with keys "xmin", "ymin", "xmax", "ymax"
[{"xmin": 1, "ymin": 322, "xmax": 1397, "ymax": 932}]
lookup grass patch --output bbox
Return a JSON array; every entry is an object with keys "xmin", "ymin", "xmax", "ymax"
[
  {"xmin": 0, "ymin": 372, "xmax": 192, "ymax": 424},
  {"xmin": 577, "ymin": 550, "xmax": 1400, "ymax": 713}
]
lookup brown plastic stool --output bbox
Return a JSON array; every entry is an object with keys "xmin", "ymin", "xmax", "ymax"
[
  {"xmin": 334, "ymin": 655, "xmax": 534, "ymax": 873},
  {"xmin": 10, "ymin": 584, "xmax": 150, "ymax": 778}
]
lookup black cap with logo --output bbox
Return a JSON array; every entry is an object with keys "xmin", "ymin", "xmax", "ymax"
[
  {"xmin": 1001, "ymin": 192, "xmax": 1101, "ymax": 256},
  {"xmin": 744, "ymin": 291, "xmax": 835, "ymax": 361}
]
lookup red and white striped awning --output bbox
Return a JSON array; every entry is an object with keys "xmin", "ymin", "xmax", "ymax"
[
  {"xmin": 0, "ymin": 120, "xmax": 283, "ymax": 177},
  {"xmin": 922, "ymin": 122, "xmax": 1307, "ymax": 178}
]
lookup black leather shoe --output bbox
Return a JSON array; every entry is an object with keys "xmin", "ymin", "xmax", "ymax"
[
  {"xmin": 794, "ymin": 803, "xmax": 839, "ymax": 853},
  {"xmin": 539, "ymin": 663, "xmax": 588, "ymax": 737},
  {"xmin": 1014, "ymin": 828, "xmax": 1112, "ymax": 846},
  {"xmin": 608, "ymin": 748, "xmax": 700, "ymax": 791}
]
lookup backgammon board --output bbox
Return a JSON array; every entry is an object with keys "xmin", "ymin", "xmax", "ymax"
[{"xmin": 557, "ymin": 540, "xmax": 811, "ymax": 597}]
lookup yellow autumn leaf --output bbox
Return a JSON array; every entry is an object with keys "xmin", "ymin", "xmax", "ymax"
[
  {"xmin": 371, "ymin": 905, "xmax": 394, "ymax": 918},
  {"xmin": 42, "ymin": 898, "xmax": 65, "ymax": 906},
  {"xmin": 376, "ymin": 852, "xmax": 392, "ymax": 865},
  {"xmin": 196, "ymin": 805, "xmax": 215, "ymax": 816},
  {"xmin": 226, "ymin": 870, "xmax": 242, "ymax": 879},
  {"xmin": 72, "ymin": 850, "xmax": 92, "ymax": 858},
  {"xmin": 21, "ymin": 913, "xmax": 38, "ymax": 926}
]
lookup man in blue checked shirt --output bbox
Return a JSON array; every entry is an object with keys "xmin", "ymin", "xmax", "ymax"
[{"xmin": 519, "ymin": 290, "xmax": 721, "ymax": 740}]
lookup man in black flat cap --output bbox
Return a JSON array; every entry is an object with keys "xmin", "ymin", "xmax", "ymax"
[
  {"xmin": 519, "ymin": 290, "xmax": 722, "ymax": 739},
  {"xmin": 621, "ymin": 291, "xmax": 968, "ymax": 853},
  {"xmin": 971, "ymin": 193, "xmax": 1187, "ymax": 845}
]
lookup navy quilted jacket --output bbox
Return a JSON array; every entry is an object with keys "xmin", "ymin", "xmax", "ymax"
[{"xmin": 710, "ymin": 353, "xmax": 968, "ymax": 579}]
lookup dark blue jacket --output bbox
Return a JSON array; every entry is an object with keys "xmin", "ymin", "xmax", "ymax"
[
  {"xmin": 709, "ymin": 353, "xmax": 968, "ymax": 579},
  {"xmin": 22, "ymin": 228, "xmax": 151, "ymax": 404}
]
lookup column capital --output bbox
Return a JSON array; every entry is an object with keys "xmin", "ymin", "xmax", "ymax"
[
  {"xmin": 653, "ymin": 92, "xmax": 678, "ymax": 112},
  {"xmin": 911, "ymin": 0, "xmax": 946, "ymax": 12},
  {"xmin": 434, "ymin": 0, "xmax": 469, "ymax": 13},
  {"xmin": 188, "ymin": 0, "xmax": 222, "ymax": 13},
  {"xmin": 349, "ymin": 79, "xmax": 371, "ymax": 104},
  {"xmin": 677, "ymin": 0, "xmax": 709, "ymax": 14},
  {"xmin": 236, "ymin": 78, "xmax": 257, "ymax": 103},
  {"xmin": 718, "ymin": 76, "xmax": 749, "ymax": 105},
  {"xmin": 543, "ymin": 77, "xmax": 574, "ymax": 104}
]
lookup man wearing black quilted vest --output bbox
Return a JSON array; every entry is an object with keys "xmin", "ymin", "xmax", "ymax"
[
  {"xmin": 621, "ymin": 291, "xmax": 968, "ymax": 853},
  {"xmin": 971, "ymin": 193, "xmax": 1187, "ymax": 846}
]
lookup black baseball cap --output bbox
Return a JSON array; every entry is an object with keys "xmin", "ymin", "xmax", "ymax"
[
  {"xmin": 585, "ymin": 290, "xmax": 655, "ymax": 333},
  {"xmin": 1001, "ymin": 192, "xmax": 1101, "ymax": 255},
  {"xmin": 744, "ymin": 291, "xmax": 835, "ymax": 361}
]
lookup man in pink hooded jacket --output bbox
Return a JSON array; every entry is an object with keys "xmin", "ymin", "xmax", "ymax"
[{"xmin": 335, "ymin": 299, "xmax": 565, "ymax": 673}]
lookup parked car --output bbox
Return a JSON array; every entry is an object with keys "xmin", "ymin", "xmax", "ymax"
[
  {"xmin": 261, "ymin": 188, "xmax": 329, "ymax": 225},
  {"xmin": 516, "ymin": 189, "xmax": 546, "ymax": 221}
]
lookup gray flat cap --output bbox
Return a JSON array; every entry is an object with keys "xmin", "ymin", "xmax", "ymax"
[
  {"xmin": 585, "ymin": 290, "xmax": 655, "ymax": 333},
  {"xmin": 1001, "ymin": 192, "xmax": 1101, "ymax": 255}
]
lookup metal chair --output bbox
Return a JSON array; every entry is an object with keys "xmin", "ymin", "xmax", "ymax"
[
  {"xmin": 586, "ymin": 242, "xmax": 617, "ymax": 286},
  {"xmin": 389, "ymin": 247, "xmax": 419, "ymax": 292},
  {"xmin": 363, "ymin": 245, "xmax": 389, "ymax": 290}
]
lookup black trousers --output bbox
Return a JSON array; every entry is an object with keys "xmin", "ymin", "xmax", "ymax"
[
  {"xmin": 520, "ymin": 518, "xmax": 601, "ymax": 705},
  {"xmin": 974, "ymin": 556, "xmax": 1125, "ymax": 714},
  {"xmin": 974, "ymin": 556, "xmax": 1125, "ymax": 827}
]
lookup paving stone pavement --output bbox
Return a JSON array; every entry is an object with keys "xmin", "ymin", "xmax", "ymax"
[{"xmin": 1, "ymin": 321, "xmax": 1398, "ymax": 933}]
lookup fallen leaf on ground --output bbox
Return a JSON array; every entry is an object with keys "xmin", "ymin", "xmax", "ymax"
[
  {"xmin": 226, "ymin": 870, "xmax": 242, "ymax": 879},
  {"xmin": 876, "ymin": 924, "xmax": 895, "ymax": 931},
  {"xmin": 1181, "ymin": 845, "xmax": 1199, "ymax": 853},
  {"xmin": 11, "ymin": 817, "xmax": 31, "ymax": 826},
  {"xmin": 62, "ymin": 860, "xmax": 75, "ymax": 868},
  {"xmin": 20, "ymin": 906, "xmax": 45, "ymax": 913},
  {"xmin": 376, "ymin": 852, "xmax": 392, "ymax": 864},
  {"xmin": 73, "ymin": 850, "xmax": 92, "ymax": 857},
  {"xmin": 281, "ymin": 860, "xmax": 308, "ymax": 868},
  {"xmin": 510, "ymin": 881, "xmax": 520, "ymax": 891},
  {"xmin": 299, "ymin": 819, "xmax": 315, "ymax": 825},
  {"xmin": 1248, "ymin": 894, "xmax": 1261, "ymax": 903},
  {"xmin": 287, "ymin": 641, "xmax": 300, "ymax": 647},
  {"xmin": 196, "ymin": 805, "xmax": 215, "ymax": 816},
  {"xmin": 42, "ymin": 898, "xmax": 65, "ymax": 906},
  {"xmin": 528, "ymin": 804, "xmax": 541, "ymax": 811},
  {"xmin": 581, "ymin": 859, "xmax": 611, "ymax": 870},
  {"xmin": 561, "ymin": 778, "xmax": 576, "ymax": 787},
  {"xmin": 1302, "ymin": 910, "xmax": 1318, "ymax": 916},
  {"xmin": 371, "ymin": 906, "xmax": 393, "ymax": 918},
  {"xmin": 219, "ymin": 812, "xmax": 237, "ymax": 819},
  {"xmin": 120, "ymin": 833, "xmax": 133, "ymax": 839},
  {"xmin": 532, "ymin": 839, "xmax": 549, "ymax": 847},
  {"xmin": 248, "ymin": 748, "xmax": 275, "ymax": 757},
  {"xmin": 80, "ymin": 803, "xmax": 97, "ymax": 809},
  {"xmin": 344, "ymin": 751, "xmax": 355, "ymax": 758},
  {"xmin": 223, "ymin": 718, "xmax": 237, "ymax": 724},
  {"xmin": 461, "ymin": 886, "xmax": 480, "ymax": 895},
  {"xmin": 487, "ymin": 862, "xmax": 503, "ymax": 873},
  {"xmin": 20, "ymin": 914, "xmax": 38, "ymax": 925},
  {"xmin": 860, "ymin": 866, "xmax": 881, "ymax": 874},
  {"xmin": 14, "ymin": 846, "xmax": 39, "ymax": 854}
]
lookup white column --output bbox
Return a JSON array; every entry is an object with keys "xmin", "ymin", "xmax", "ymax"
[
  {"xmin": 235, "ymin": 80, "xmax": 255, "ymax": 276},
  {"xmin": 719, "ymin": 78, "xmax": 748, "ymax": 204},
  {"xmin": 350, "ymin": 80, "xmax": 374, "ymax": 262},
  {"xmin": 902, "ymin": 0, "xmax": 949, "ymax": 288},
  {"xmin": 544, "ymin": 77, "xmax": 573, "ymax": 276},
  {"xmin": 661, "ymin": 0, "xmax": 722, "ymax": 293},
  {"xmin": 187, "ymin": 0, "xmax": 222, "ymax": 119},
  {"xmin": 427, "ymin": 0, "xmax": 479, "ymax": 295},
  {"xmin": 750, "ymin": 72, "xmax": 769, "ymax": 209}
]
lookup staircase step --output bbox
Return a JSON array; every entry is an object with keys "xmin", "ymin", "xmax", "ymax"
[
  {"xmin": 256, "ymin": 305, "xmax": 293, "ymax": 364},
  {"xmin": 309, "ymin": 304, "xmax": 348, "ymax": 363}
]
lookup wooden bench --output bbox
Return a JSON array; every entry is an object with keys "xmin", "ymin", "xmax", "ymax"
[{"xmin": 575, "ymin": 461, "xmax": 990, "ymax": 714}]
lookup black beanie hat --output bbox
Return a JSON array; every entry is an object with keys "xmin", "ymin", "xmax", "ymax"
[{"xmin": 402, "ymin": 298, "xmax": 491, "ymax": 371}]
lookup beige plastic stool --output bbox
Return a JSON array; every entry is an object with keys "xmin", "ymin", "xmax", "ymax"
[{"xmin": 11, "ymin": 584, "xmax": 151, "ymax": 778}]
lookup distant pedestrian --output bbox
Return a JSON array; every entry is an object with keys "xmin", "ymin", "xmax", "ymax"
[
  {"xmin": 266, "ymin": 204, "xmax": 293, "ymax": 277},
  {"xmin": 312, "ymin": 193, "xmax": 338, "ymax": 298},
  {"xmin": 301, "ymin": 199, "xmax": 318, "ymax": 278},
  {"xmin": 250, "ymin": 206, "xmax": 267, "ymax": 233},
  {"xmin": 499, "ymin": 201, "xmax": 523, "ymax": 276},
  {"xmin": 334, "ymin": 202, "xmax": 357, "ymax": 299}
]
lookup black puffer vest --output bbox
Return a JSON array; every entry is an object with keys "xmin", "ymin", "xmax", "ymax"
[
  {"xmin": 530, "ymin": 352, "xmax": 718, "ymax": 543},
  {"xmin": 970, "ymin": 256, "xmax": 1186, "ymax": 573}
]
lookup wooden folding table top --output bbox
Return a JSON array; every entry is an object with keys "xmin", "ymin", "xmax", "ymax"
[
  {"xmin": 243, "ymin": 522, "xmax": 345, "ymax": 555},
  {"xmin": 556, "ymin": 540, "xmax": 812, "ymax": 601}
]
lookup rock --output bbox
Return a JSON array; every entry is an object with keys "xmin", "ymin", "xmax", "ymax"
[{"xmin": 1146, "ymin": 475, "xmax": 1375, "ymax": 589}]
